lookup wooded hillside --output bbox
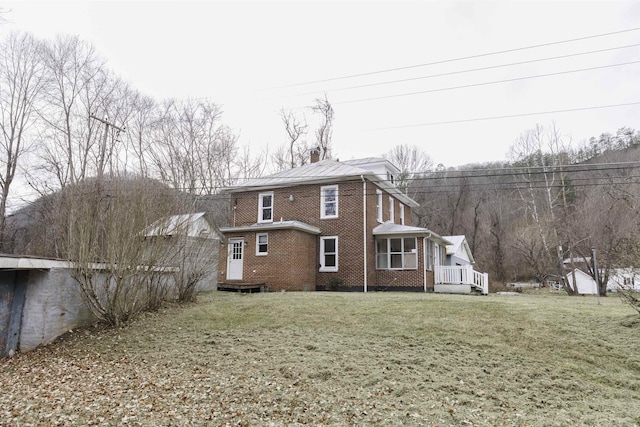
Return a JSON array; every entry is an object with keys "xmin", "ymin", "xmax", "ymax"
[{"xmin": 411, "ymin": 125, "xmax": 640, "ymax": 291}]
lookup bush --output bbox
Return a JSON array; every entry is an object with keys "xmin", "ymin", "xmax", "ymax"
[{"xmin": 328, "ymin": 277, "xmax": 343, "ymax": 291}]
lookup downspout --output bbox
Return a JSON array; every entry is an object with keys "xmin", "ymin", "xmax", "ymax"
[
  {"xmin": 362, "ymin": 175, "xmax": 367, "ymax": 293},
  {"xmin": 423, "ymin": 232, "xmax": 431, "ymax": 292}
]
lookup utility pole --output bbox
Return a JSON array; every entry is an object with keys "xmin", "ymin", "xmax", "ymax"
[
  {"xmin": 89, "ymin": 114, "xmax": 126, "ymax": 181},
  {"xmin": 592, "ymin": 247, "xmax": 601, "ymax": 305}
]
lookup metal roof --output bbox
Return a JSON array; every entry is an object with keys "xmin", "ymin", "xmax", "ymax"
[
  {"xmin": 343, "ymin": 157, "xmax": 401, "ymax": 173},
  {"xmin": 442, "ymin": 235, "xmax": 475, "ymax": 264},
  {"xmin": 373, "ymin": 222, "xmax": 452, "ymax": 245},
  {"xmin": 223, "ymin": 158, "xmax": 419, "ymax": 207},
  {"xmin": 143, "ymin": 212, "xmax": 220, "ymax": 238},
  {"xmin": 0, "ymin": 256, "xmax": 70, "ymax": 270},
  {"xmin": 220, "ymin": 220, "xmax": 321, "ymax": 235}
]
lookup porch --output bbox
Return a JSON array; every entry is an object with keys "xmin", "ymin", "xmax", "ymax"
[{"xmin": 434, "ymin": 265, "xmax": 489, "ymax": 295}]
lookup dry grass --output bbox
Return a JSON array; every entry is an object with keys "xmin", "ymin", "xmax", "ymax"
[{"xmin": 1, "ymin": 291, "xmax": 639, "ymax": 426}]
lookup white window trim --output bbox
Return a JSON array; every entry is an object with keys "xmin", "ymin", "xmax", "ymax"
[
  {"xmin": 320, "ymin": 185, "xmax": 339, "ymax": 219},
  {"xmin": 319, "ymin": 236, "xmax": 338, "ymax": 272},
  {"xmin": 425, "ymin": 240, "xmax": 434, "ymax": 270},
  {"xmin": 389, "ymin": 196, "xmax": 395, "ymax": 223},
  {"xmin": 256, "ymin": 233, "xmax": 268, "ymax": 256},
  {"xmin": 399, "ymin": 203, "xmax": 405, "ymax": 225},
  {"xmin": 375, "ymin": 237, "xmax": 418, "ymax": 271},
  {"xmin": 258, "ymin": 192, "xmax": 274, "ymax": 223},
  {"xmin": 376, "ymin": 190, "xmax": 383, "ymax": 222}
]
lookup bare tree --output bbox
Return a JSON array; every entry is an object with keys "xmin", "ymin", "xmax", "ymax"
[
  {"xmin": 142, "ymin": 212, "xmax": 220, "ymax": 303},
  {"xmin": 65, "ymin": 177, "xmax": 180, "ymax": 326},
  {"xmin": 0, "ymin": 32, "xmax": 46, "ymax": 249},
  {"xmin": 37, "ymin": 35, "xmax": 102, "ymax": 188},
  {"xmin": 279, "ymin": 108, "xmax": 308, "ymax": 169},
  {"xmin": 0, "ymin": 7, "xmax": 9, "ymax": 24},
  {"xmin": 148, "ymin": 99, "xmax": 252, "ymax": 193},
  {"xmin": 126, "ymin": 94, "xmax": 157, "ymax": 178},
  {"xmin": 508, "ymin": 123, "xmax": 571, "ymax": 283},
  {"xmin": 384, "ymin": 144, "xmax": 433, "ymax": 195},
  {"xmin": 311, "ymin": 95, "xmax": 333, "ymax": 160}
]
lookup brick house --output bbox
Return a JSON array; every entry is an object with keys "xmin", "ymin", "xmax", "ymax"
[{"xmin": 217, "ymin": 153, "xmax": 469, "ymax": 292}]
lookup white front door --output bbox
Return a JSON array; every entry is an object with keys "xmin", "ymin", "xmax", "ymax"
[
  {"xmin": 227, "ymin": 238, "xmax": 244, "ymax": 280},
  {"xmin": 434, "ymin": 243, "xmax": 440, "ymax": 266}
]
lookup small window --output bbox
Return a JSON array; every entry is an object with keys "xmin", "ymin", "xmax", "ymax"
[
  {"xmin": 321, "ymin": 185, "xmax": 338, "ymax": 219},
  {"xmin": 258, "ymin": 192, "xmax": 273, "ymax": 223},
  {"xmin": 376, "ymin": 190, "xmax": 383, "ymax": 222},
  {"xmin": 425, "ymin": 240, "xmax": 434, "ymax": 270},
  {"xmin": 399, "ymin": 203, "xmax": 405, "ymax": 225},
  {"xmin": 320, "ymin": 236, "xmax": 338, "ymax": 272},
  {"xmin": 376, "ymin": 239, "xmax": 388, "ymax": 269},
  {"xmin": 256, "ymin": 233, "xmax": 268, "ymax": 255},
  {"xmin": 389, "ymin": 197, "xmax": 395, "ymax": 223}
]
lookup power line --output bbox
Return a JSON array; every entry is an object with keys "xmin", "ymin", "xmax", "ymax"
[
  {"xmin": 336, "ymin": 60, "xmax": 640, "ymax": 105},
  {"xmin": 295, "ymin": 43, "xmax": 640, "ymax": 96},
  {"xmin": 275, "ymin": 27, "xmax": 640, "ymax": 88},
  {"xmin": 368, "ymin": 101, "xmax": 640, "ymax": 130},
  {"xmin": 11, "ymin": 155, "xmax": 640, "ymax": 205}
]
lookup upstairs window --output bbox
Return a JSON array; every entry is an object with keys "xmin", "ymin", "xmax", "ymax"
[
  {"xmin": 399, "ymin": 203, "xmax": 405, "ymax": 225},
  {"xmin": 321, "ymin": 185, "xmax": 338, "ymax": 219},
  {"xmin": 258, "ymin": 192, "xmax": 273, "ymax": 223},
  {"xmin": 376, "ymin": 190, "xmax": 383, "ymax": 222},
  {"xmin": 389, "ymin": 197, "xmax": 395, "ymax": 223}
]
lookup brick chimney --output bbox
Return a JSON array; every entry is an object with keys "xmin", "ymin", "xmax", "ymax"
[{"xmin": 310, "ymin": 147, "xmax": 320, "ymax": 163}]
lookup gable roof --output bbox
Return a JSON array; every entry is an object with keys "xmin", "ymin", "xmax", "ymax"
[
  {"xmin": 143, "ymin": 212, "xmax": 222, "ymax": 239},
  {"xmin": 443, "ymin": 235, "xmax": 475, "ymax": 264},
  {"xmin": 222, "ymin": 158, "xmax": 419, "ymax": 207}
]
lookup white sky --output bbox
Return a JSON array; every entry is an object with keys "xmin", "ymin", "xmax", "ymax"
[{"xmin": 1, "ymin": 0, "xmax": 640, "ymax": 168}]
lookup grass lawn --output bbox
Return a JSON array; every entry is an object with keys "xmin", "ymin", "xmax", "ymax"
[{"xmin": 1, "ymin": 291, "xmax": 639, "ymax": 426}]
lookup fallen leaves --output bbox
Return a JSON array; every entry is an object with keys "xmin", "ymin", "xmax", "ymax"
[{"xmin": 1, "ymin": 292, "xmax": 639, "ymax": 426}]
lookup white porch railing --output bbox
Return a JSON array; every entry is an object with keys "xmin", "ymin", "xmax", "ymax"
[{"xmin": 435, "ymin": 265, "xmax": 489, "ymax": 295}]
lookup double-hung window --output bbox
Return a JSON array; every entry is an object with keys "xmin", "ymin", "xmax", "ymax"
[
  {"xmin": 376, "ymin": 237, "xmax": 418, "ymax": 270},
  {"xmin": 321, "ymin": 185, "xmax": 338, "ymax": 219},
  {"xmin": 258, "ymin": 192, "xmax": 273, "ymax": 223},
  {"xmin": 425, "ymin": 240, "xmax": 434, "ymax": 270},
  {"xmin": 389, "ymin": 197, "xmax": 395, "ymax": 223},
  {"xmin": 376, "ymin": 190, "xmax": 383, "ymax": 222},
  {"xmin": 399, "ymin": 203, "xmax": 405, "ymax": 225},
  {"xmin": 256, "ymin": 233, "xmax": 268, "ymax": 255},
  {"xmin": 320, "ymin": 236, "xmax": 338, "ymax": 272}
]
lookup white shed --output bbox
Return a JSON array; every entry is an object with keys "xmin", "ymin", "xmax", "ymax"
[{"xmin": 565, "ymin": 268, "xmax": 598, "ymax": 295}]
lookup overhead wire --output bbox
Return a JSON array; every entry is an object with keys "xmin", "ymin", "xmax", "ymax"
[
  {"xmin": 294, "ymin": 43, "xmax": 640, "ymax": 96},
  {"xmin": 367, "ymin": 101, "xmax": 640, "ymax": 130},
  {"xmin": 274, "ymin": 27, "xmax": 640, "ymax": 88},
  {"xmin": 335, "ymin": 61, "xmax": 640, "ymax": 104}
]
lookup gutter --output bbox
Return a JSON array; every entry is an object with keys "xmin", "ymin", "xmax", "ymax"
[
  {"xmin": 423, "ymin": 232, "xmax": 431, "ymax": 292},
  {"xmin": 362, "ymin": 175, "xmax": 367, "ymax": 293}
]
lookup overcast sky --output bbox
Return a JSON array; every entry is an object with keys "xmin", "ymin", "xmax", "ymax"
[{"xmin": 1, "ymin": 0, "xmax": 639, "ymax": 168}]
